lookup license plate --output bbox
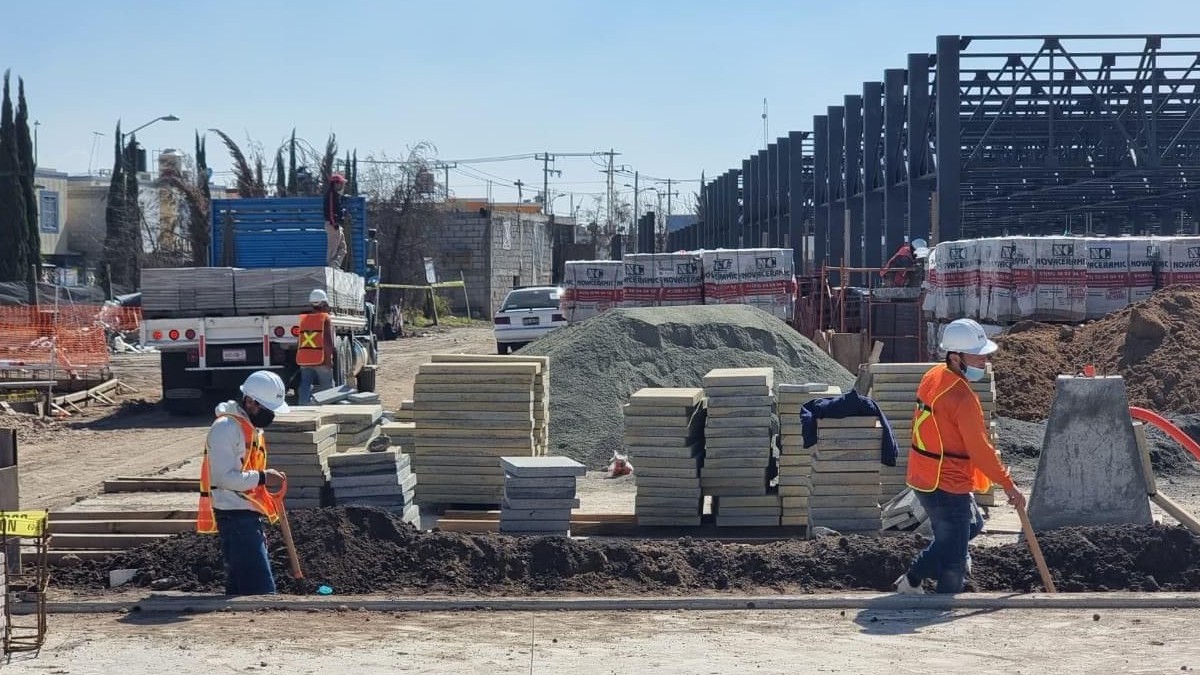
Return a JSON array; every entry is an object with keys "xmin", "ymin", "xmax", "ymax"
[
  {"xmin": 223, "ymin": 348, "xmax": 247, "ymax": 362},
  {"xmin": 522, "ymin": 316, "xmax": 540, "ymax": 326}
]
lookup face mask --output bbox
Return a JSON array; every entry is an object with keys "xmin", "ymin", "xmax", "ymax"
[
  {"xmin": 248, "ymin": 407, "xmax": 275, "ymax": 428},
  {"xmin": 963, "ymin": 365, "xmax": 987, "ymax": 382}
]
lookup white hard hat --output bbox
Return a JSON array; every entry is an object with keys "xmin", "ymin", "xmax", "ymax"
[
  {"xmin": 239, "ymin": 370, "xmax": 291, "ymax": 413},
  {"xmin": 939, "ymin": 318, "xmax": 998, "ymax": 356},
  {"xmin": 309, "ymin": 289, "xmax": 329, "ymax": 304}
]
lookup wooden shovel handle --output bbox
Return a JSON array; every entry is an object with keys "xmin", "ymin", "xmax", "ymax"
[
  {"xmin": 1016, "ymin": 502, "xmax": 1056, "ymax": 593},
  {"xmin": 270, "ymin": 478, "xmax": 304, "ymax": 580}
]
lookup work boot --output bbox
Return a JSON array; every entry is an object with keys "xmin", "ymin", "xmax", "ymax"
[
  {"xmin": 966, "ymin": 553, "xmax": 973, "ymax": 576},
  {"xmin": 894, "ymin": 574, "xmax": 924, "ymax": 595}
]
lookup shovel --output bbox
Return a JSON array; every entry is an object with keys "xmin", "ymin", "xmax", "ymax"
[
  {"xmin": 1015, "ymin": 501, "xmax": 1056, "ymax": 593},
  {"xmin": 268, "ymin": 477, "xmax": 333, "ymax": 595}
]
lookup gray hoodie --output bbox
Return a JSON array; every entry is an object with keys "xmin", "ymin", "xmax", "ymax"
[{"xmin": 206, "ymin": 400, "xmax": 266, "ymax": 512}]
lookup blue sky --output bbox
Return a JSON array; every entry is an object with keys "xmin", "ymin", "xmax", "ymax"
[{"xmin": 6, "ymin": 0, "xmax": 1200, "ymax": 211}]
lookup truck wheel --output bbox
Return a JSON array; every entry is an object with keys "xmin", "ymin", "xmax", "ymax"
[
  {"xmin": 164, "ymin": 396, "xmax": 205, "ymax": 417},
  {"xmin": 497, "ymin": 342, "xmax": 509, "ymax": 355},
  {"xmin": 356, "ymin": 367, "xmax": 377, "ymax": 393}
]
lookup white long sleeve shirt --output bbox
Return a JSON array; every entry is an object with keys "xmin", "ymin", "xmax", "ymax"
[{"xmin": 206, "ymin": 401, "xmax": 265, "ymax": 512}]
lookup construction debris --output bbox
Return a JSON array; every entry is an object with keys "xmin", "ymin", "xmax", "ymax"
[{"xmin": 625, "ymin": 388, "xmax": 706, "ymax": 527}]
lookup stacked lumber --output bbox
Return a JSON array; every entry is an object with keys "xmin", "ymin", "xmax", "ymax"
[
  {"xmin": 411, "ymin": 361, "xmax": 539, "ymax": 505},
  {"xmin": 380, "ymin": 421, "xmax": 415, "ymax": 451},
  {"xmin": 328, "ymin": 449, "xmax": 419, "ymax": 524},
  {"xmin": 807, "ymin": 416, "xmax": 882, "ymax": 533},
  {"xmin": 624, "ymin": 387, "xmax": 706, "ymax": 527},
  {"xmin": 265, "ymin": 410, "xmax": 334, "ymax": 508},
  {"xmin": 429, "ymin": 354, "xmax": 549, "ymax": 456},
  {"xmin": 500, "ymin": 456, "xmax": 585, "ymax": 535},
  {"xmin": 775, "ymin": 384, "xmax": 842, "ymax": 526},
  {"xmin": 701, "ymin": 368, "xmax": 779, "ymax": 527},
  {"xmin": 868, "ymin": 362, "xmax": 998, "ymax": 504}
]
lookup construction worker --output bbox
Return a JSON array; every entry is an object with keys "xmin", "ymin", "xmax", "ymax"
[
  {"xmin": 199, "ymin": 370, "xmax": 289, "ymax": 596},
  {"xmin": 297, "ymin": 289, "xmax": 336, "ymax": 404},
  {"xmin": 324, "ymin": 174, "xmax": 348, "ymax": 268},
  {"xmin": 895, "ymin": 318, "xmax": 1026, "ymax": 595}
]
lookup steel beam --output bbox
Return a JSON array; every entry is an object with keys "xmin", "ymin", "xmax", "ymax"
[
  {"xmin": 884, "ymin": 68, "xmax": 907, "ymax": 255},
  {"xmin": 813, "ymin": 115, "xmax": 828, "ymax": 270},
  {"xmin": 827, "ymin": 105, "xmax": 845, "ymax": 274},
  {"xmin": 788, "ymin": 130, "xmax": 808, "ymax": 272},
  {"xmin": 907, "ymin": 52, "xmax": 932, "ymax": 242},
  {"xmin": 863, "ymin": 81, "xmax": 884, "ymax": 269},
  {"xmin": 935, "ymin": 35, "xmax": 963, "ymax": 244}
]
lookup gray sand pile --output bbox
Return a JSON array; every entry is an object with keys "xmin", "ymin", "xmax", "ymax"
[{"xmin": 518, "ymin": 305, "xmax": 854, "ymax": 468}]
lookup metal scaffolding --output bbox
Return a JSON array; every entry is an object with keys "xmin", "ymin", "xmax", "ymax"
[{"xmin": 695, "ymin": 34, "xmax": 1200, "ymax": 276}]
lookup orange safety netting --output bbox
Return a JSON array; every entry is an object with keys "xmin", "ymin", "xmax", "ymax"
[{"xmin": 0, "ymin": 305, "xmax": 118, "ymax": 370}]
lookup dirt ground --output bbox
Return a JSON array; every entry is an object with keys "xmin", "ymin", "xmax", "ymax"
[
  {"xmin": 13, "ymin": 327, "xmax": 496, "ymax": 511},
  {"xmin": 5, "ymin": 608, "xmax": 1199, "ymax": 674}
]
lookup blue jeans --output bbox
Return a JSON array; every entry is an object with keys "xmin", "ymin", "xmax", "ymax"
[
  {"xmin": 215, "ymin": 510, "xmax": 276, "ymax": 596},
  {"xmin": 905, "ymin": 490, "xmax": 985, "ymax": 594},
  {"xmin": 298, "ymin": 366, "xmax": 334, "ymax": 404}
]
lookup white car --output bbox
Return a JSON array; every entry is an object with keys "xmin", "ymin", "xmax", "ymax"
[{"xmin": 493, "ymin": 286, "xmax": 567, "ymax": 354}]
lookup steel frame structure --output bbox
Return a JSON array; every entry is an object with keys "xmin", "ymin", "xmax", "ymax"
[{"xmin": 695, "ymin": 34, "xmax": 1200, "ymax": 276}]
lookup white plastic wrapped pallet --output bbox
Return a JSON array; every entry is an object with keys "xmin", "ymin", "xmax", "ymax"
[
  {"xmin": 977, "ymin": 238, "xmax": 1003, "ymax": 323},
  {"xmin": 561, "ymin": 260, "xmax": 624, "ymax": 322},
  {"xmin": 1128, "ymin": 237, "xmax": 1157, "ymax": 305},
  {"xmin": 1008, "ymin": 237, "xmax": 1037, "ymax": 322},
  {"xmin": 621, "ymin": 253, "xmax": 703, "ymax": 307},
  {"xmin": 1085, "ymin": 239, "xmax": 1132, "ymax": 320},
  {"xmin": 1034, "ymin": 237, "xmax": 1086, "ymax": 322},
  {"xmin": 700, "ymin": 248, "xmax": 796, "ymax": 320},
  {"xmin": 932, "ymin": 239, "xmax": 978, "ymax": 319},
  {"xmin": 1163, "ymin": 236, "xmax": 1200, "ymax": 286}
]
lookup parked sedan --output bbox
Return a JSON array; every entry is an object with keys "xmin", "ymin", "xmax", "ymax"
[{"xmin": 493, "ymin": 286, "xmax": 567, "ymax": 354}]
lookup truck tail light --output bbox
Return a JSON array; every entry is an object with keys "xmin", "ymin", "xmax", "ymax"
[
  {"xmin": 274, "ymin": 326, "xmax": 286, "ymax": 338},
  {"xmin": 168, "ymin": 329, "xmax": 180, "ymax": 341},
  {"xmin": 291, "ymin": 325, "xmax": 300, "ymax": 336},
  {"xmin": 152, "ymin": 330, "xmax": 163, "ymax": 340},
  {"xmin": 494, "ymin": 316, "xmax": 510, "ymax": 325},
  {"xmin": 185, "ymin": 329, "xmax": 196, "ymax": 340}
]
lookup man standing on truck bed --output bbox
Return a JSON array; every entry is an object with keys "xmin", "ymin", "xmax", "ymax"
[
  {"xmin": 197, "ymin": 370, "xmax": 289, "ymax": 596},
  {"xmin": 297, "ymin": 289, "xmax": 336, "ymax": 404},
  {"xmin": 324, "ymin": 173, "xmax": 348, "ymax": 268}
]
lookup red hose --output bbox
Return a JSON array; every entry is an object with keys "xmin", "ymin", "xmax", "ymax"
[{"xmin": 1129, "ymin": 407, "xmax": 1200, "ymax": 463}]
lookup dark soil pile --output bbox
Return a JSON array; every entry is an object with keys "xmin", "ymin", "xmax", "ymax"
[
  {"xmin": 518, "ymin": 305, "xmax": 855, "ymax": 468},
  {"xmin": 993, "ymin": 286, "xmax": 1200, "ymax": 422},
  {"xmin": 995, "ymin": 416, "xmax": 1198, "ymax": 477},
  {"xmin": 52, "ymin": 507, "xmax": 1200, "ymax": 595}
]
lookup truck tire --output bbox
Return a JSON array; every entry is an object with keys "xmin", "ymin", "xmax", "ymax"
[
  {"xmin": 356, "ymin": 367, "xmax": 377, "ymax": 393},
  {"xmin": 160, "ymin": 352, "xmax": 206, "ymax": 416},
  {"xmin": 497, "ymin": 342, "xmax": 509, "ymax": 355},
  {"xmin": 164, "ymin": 396, "xmax": 205, "ymax": 417}
]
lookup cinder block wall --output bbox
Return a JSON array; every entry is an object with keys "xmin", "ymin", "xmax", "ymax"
[{"xmin": 488, "ymin": 213, "xmax": 553, "ymax": 315}]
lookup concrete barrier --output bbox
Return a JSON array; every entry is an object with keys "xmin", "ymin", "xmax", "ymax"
[{"xmin": 1028, "ymin": 375, "xmax": 1152, "ymax": 531}]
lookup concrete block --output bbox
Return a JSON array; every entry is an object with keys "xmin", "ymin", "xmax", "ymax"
[
  {"xmin": 623, "ymin": 416, "xmax": 696, "ymax": 430},
  {"xmin": 419, "ymin": 473, "xmax": 504, "ymax": 487},
  {"xmin": 714, "ymin": 494, "xmax": 781, "ymax": 509},
  {"xmin": 810, "ymin": 483, "xmax": 878, "ymax": 496},
  {"xmin": 504, "ymin": 487, "xmax": 576, "ymax": 500},
  {"xmin": 500, "ymin": 508, "xmax": 574, "ymax": 521},
  {"xmin": 635, "ymin": 495, "xmax": 703, "ymax": 508},
  {"xmin": 700, "ymin": 483, "xmax": 767, "ymax": 496},
  {"xmin": 415, "ymin": 419, "xmax": 534, "ymax": 431},
  {"xmin": 634, "ymin": 486, "xmax": 702, "ymax": 499},
  {"xmin": 781, "ymin": 497, "xmax": 808, "ymax": 508},
  {"xmin": 777, "ymin": 455, "xmax": 812, "ymax": 467},
  {"xmin": 626, "ymin": 446, "xmax": 703, "ymax": 460},
  {"xmin": 337, "ymin": 477, "xmax": 417, "ymax": 499},
  {"xmin": 809, "ymin": 438, "xmax": 880, "ymax": 451},
  {"xmin": 330, "ymin": 473, "xmax": 404, "ymax": 489},
  {"xmin": 813, "ymin": 449, "xmax": 879, "ymax": 462},
  {"xmin": 777, "ymin": 383, "xmax": 838, "ymax": 394},
  {"xmin": 810, "ymin": 494, "xmax": 882, "ymax": 509},
  {"xmin": 703, "ymin": 367, "xmax": 773, "ymax": 387},
  {"xmin": 775, "ymin": 474, "xmax": 812, "ymax": 487},
  {"xmin": 704, "ymin": 420, "xmax": 773, "ymax": 433},
  {"xmin": 778, "ymin": 485, "xmax": 812, "ymax": 497},
  {"xmin": 702, "ymin": 456, "xmax": 770, "ymax": 470},
  {"xmin": 623, "ymin": 404, "xmax": 700, "ymax": 418},
  {"xmin": 628, "ymin": 388, "xmax": 705, "ymax": 406},
  {"xmin": 811, "ymin": 460, "xmax": 880, "ymax": 474},
  {"xmin": 501, "ymin": 456, "xmax": 586, "ymax": 478},
  {"xmin": 809, "ymin": 471, "xmax": 880, "ymax": 485},
  {"xmin": 637, "ymin": 515, "xmax": 702, "ymax": 527},
  {"xmin": 715, "ymin": 515, "xmax": 780, "ymax": 527},
  {"xmin": 328, "ymin": 450, "xmax": 407, "ymax": 468},
  {"xmin": 1028, "ymin": 375, "xmax": 1153, "ymax": 530},
  {"xmin": 623, "ymin": 434, "xmax": 696, "ymax": 448},
  {"xmin": 700, "ymin": 467, "xmax": 768, "ymax": 480}
]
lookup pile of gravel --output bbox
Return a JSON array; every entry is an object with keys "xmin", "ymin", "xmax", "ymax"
[
  {"xmin": 995, "ymin": 415, "xmax": 1199, "ymax": 479},
  {"xmin": 518, "ymin": 305, "xmax": 854, "ymax": 468}
]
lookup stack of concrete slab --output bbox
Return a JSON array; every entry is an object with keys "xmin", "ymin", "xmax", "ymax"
[
  {"xmin": 233, "ymin": 266, "xmax": 365, "ymax": 316},
  {"xmin": 380, "ymin": 421, "xmax": 415, "ymax": 451},
  {"xmin": 499, "ymin": 456, "xmax": 585, "ymax": 536},
  {"xmin": 309, "ymin": 405, "xmax": 384, "ymax": 452},
  {"xmin": 430, "ymin": 354, "xmax": 550, "ymax": 456},
  {"xmin": 807, "ymin": 416, "xmax": 882, "ymax": 533},
  {"xmin": 395, "ymin": 400, "xmax": 414, "ymax": 422},
  {"xmin": 328, "ymin": 449, "xmax": 419, "ymax": 523},
  {"xmin": 142, "ymin": 267, "xmax": 237, "ymax": 318},
  {"xmin": 868, "ymin": 362, "xmax": 998, "ymax": 504},
  {"xmin": 624, "ymin": 387, "xmax": 706, "ymax": 527},
  {"xmin": 411, "ymin": 361, "xmax": 539, "ymax": 505},
  {"xmin": 701, "ymin": 368, "xmax": 779, "ymax": 527},
  {"xmin": 266, "ymin": 410, "xmax": 335, "ymax": 508},
  {"xmin": 775, "ymin": 383, "xmax": 842, "ymax": 527}
]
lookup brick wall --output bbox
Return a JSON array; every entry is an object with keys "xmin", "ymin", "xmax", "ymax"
[{"xmin": 425, "ymin": 211, "xmax": 554, "ymax": 318}]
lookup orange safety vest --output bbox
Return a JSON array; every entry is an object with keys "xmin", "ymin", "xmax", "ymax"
[
  {"xmin": 197, "ymin": 414, "xmax": 282, "ymax": 534},
  {"xmin": 296, "ymin": 312, "xmax": 330, "ymax": 367},
  {"xmin": 906, "ymin": 365, "xmax": 993, "ymax": 494}
]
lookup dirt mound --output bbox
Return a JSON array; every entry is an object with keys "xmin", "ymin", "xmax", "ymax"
[
  {"xmin": 52, "ymin": 507, "xmax": 1200, "ymax": 595},
  {"xmin": 995, "ymin": 416, "xmax": 1197, "ymax": 477},
  {"xmin": 994, "ymin": 286, "xmax": 1200, "ymax": 422},
  {"xmin": 518, "ymin": 305, "xmax": 855, "ymax": 468}
]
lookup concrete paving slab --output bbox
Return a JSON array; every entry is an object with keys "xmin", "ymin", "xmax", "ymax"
[
  {"xmin": 809, "ymin": 483, "xmax": 877, "ymax": 496},
  {"xmin": 702, "ymin": 457, "xmax": 770, "ymax": 470},
  {"xmin": 707, "ymin": 396, "xmax": 774, "ymax": 408},
  {"xmin": 634, "ymin": 486, "xmax": 702, "ymax": 499},
  {"xmin": 702, "ymin": 385, "xmax": 771, "ymax": 397},
  {"xmin": 502, "ymin": 497, "xmax": 580, "ymax": 510},
  {"xmin": 504, "ymin": 487, "xmax": 576, "ymax": 500},
  {"xmin": 704, "ymin": 420, "xmax": 773, "ymax": 433},
  {"xmin": 703, "ymin": 368, "xmax": 773, "ymax": 387},
  {"xmin": 501, "ymin": 456, "xmax": 586, "ymax": 477},
  {"xmin": 628, "ymin": 388, "xmax": 705, "ymax": 406},
  {"xmin": 502, "ymin": 476, "xmax": 576, "ymax": 490},
  {"xmin": 714, "ymin": 495, "xmax": 781, "ymax": 509},
  {"xmin": 625, "ymin": 446, "xmax": 703, "ymax": 460},
  {"xmin": 715, "ymin": 515, "xmax": 780, "ymax": 527},
  {"xmin": 634, "ymin": 476, "xmax": 701, "ymax": 489},
  {"xmin": 706, "ymin": 406, "xmax": 773, "ymax": 418}
]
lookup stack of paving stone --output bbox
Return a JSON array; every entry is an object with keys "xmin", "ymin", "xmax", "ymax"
[
  {"xmin": 807, "ymin": 416, "xmax": 883, "ymax": 533},
  {"xmin": 411, "ymin": 361, "xmax": 539, "ymax": 505},
  {"xmin": 429, "ymin": 354, "xmax": 550, "ymax": 456},
  {"xmin": 266, "ymin": 410, "xmax": 335, "ymax": 508},
  {"xmin": 499, "ymin": 456, "xmax": 585, "ymax": 535},
  {"xmin": 380, "ymin": 420, "xmax": 415, "ymax": 451},
  {"xmin": 328, "ymin": 449, "xmax": 419, "ymax": 523},
  {"xmin": 700, "ymin": 368, "xmax": 779, "ymax": 528},
  {"xmin": 868, "ymin": 362, "xmax": 998, "ymax": 504},
  {"xmin": 395, "ymin": 400, "xmax": 414, "ymax": 422},
  {"xmin": 624, "ymin": 387, "xmax": 706, "ymax": 527},
  {"xmin": 315, "ymin": 404, "xmax": 384, "ymax": 452},
  {"xmin": 775, "ymin": 383, "xmax": 842, "ymax": 527}
]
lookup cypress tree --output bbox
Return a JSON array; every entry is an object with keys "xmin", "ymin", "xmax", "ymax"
[
  {"xmin": 123, "ymin": 134, "xmax": 142, "ymax": 290},
  {"xmin": 275, "ymin": 149, "xmax": 286, "ymax": 197},
  {"xmin": 0, "ymin": 71, "xmax": 29, "ymax": 286},
  {"xmin": 102, "ymin": 123, "xmax": 127, "ymax": 292},
  {"xmin": 190, "ymin": 131, "xmax": 211, "ymax": 267},
  {"xmin": 15, "ymin": 78, "xmax": 38, "ymax": 296}
]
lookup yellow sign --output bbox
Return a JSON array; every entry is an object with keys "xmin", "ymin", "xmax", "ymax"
[{"xmin": 0, "ymin": 511, "xmax": 48, "ymax": 537}]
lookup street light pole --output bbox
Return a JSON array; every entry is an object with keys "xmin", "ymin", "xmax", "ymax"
[{"xmin": 120, "ymin": 114, "xmax": 180, "ymax": 145}]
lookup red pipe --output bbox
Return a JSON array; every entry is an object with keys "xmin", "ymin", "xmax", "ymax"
[{"xmin": 1129, "ymin": 406, "xmax": 1200, "ymax": 463}]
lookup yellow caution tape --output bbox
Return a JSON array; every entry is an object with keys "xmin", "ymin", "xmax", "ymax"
[{"xmin": 0, "ymin": 510, "xmax": 48, "ymax": 537}]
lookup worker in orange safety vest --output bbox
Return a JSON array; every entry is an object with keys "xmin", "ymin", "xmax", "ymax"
[
  {"xmin": 197, "ymin": 370, "xmax": 289, "ymax": 596},
  {"xmin": 895, "ymin": 318, "xmax": 1026, "ymax": 595},
  {"xmin": 297, "ymin": 289, "xmax": 336, "ymax": 404}
]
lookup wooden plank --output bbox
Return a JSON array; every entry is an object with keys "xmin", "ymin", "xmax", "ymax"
[
  {"xmin": 1134, "ymin": 422, "xmax": 1157, "ymax": 496},
  {"xmin": 49, "ymin": 520, "xmax": 196, "ymax": 535},
  {"xmin": 102, "ymin": 479, "xmax": 198, "ymax": 493},
  {"xmin": 49, "ymin": 510, "xmax": 197, "ymax": 521},
  {"xmin": 1151, "ymin": 493, "xmax": 1200, "ymax": 534}
]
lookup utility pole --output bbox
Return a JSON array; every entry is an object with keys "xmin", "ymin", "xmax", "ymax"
[
  {"xmin": 605, "ymin": 150, "xmax": 615, "ymax": 238},
  {"xmin": 535, "ymin": 152, "xmax": 562, "ymax": 215},
  {"xmin": 633, "ymin": 171, "xmax": 639, "ymax": 251},
  {"xmin": 762, "ymin": 98, "xmax": 768, "ymax": 147},
  {"xmin": 515, "ymin": 180, "xmax": 525, "ymax": 283}
]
